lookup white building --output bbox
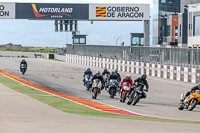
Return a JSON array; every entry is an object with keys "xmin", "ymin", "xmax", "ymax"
[{"xmin": 187, "ymin": 3, "xmax": 200, "ymax": 47}]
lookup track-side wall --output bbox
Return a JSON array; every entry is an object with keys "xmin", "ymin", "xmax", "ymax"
[{"xmin": 66, "ymin": 54, "xmax": 200, "ymax": 84}]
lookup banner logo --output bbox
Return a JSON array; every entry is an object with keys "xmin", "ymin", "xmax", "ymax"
[
  {"xmin": 96, "ymin": 7, "xmax": 106, "ymax": 17},
  {"xmin": 31, "ymin": 4, "xmax": 72, "ymax": 18}
]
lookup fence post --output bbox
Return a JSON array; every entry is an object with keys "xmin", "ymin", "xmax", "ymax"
[
  {"xmin": 157, "ymin": 64, "xmax": 161, "ymax": 77},
  {"xmin": 163, "ymin": 65, "xmax": 168, "ymax": 79},
  {"xmin": 146, "ymin": 63, "xmax": 150, "ymax": 76},
  {"xmin": 184, "ymin": 67, "xmax": 189, "ymax": 82},
  {"xmin": 191, "ymin": 68, "xmax": 197, "ymax": 83}
]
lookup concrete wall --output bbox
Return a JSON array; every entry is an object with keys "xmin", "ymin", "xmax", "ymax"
[
  {"xmin": 54, "ymin": 54, "xmax": 65, "ymax": 61},
  {"xmin": 66, "ymin": 54, "xmax": 200, "ymax": 84},
  {"xmin": 0, "ymin": 51, "xmax": 47, "ymax": 58},
  {"xmin": 66, "ymin": 44, "xmax": 131, "ymax": 60}
]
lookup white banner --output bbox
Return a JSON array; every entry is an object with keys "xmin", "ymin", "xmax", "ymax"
[
  {"xmin": 89, "ymin": 4, "xmax": 150, "ymax": 21},
  {"xmin": 0, "ymin": 3, "xmax": 15, "ymax": 19}
]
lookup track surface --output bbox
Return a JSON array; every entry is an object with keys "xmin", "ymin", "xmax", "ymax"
[
  {"xmin": 1, "ymin": 84, "xmax": 198, "ymax": 133},
  {"xmin": 0, "ymin": 57, "xmax": 200, "ymax": 121}
]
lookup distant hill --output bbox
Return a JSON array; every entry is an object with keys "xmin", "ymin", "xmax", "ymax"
[{"xmin": 0, "ymin": 43, "xmax": 65, "ymax": 53}]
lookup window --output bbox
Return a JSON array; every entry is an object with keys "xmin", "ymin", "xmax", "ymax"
[
  {"xmin": 80, "ymin": 38, "xmax": 86, "ymax": 44},
  {"xmin": 166, "ymin": 25, "xmax": 171, "ymax": 36},
  {"xmin": 132, "ymin": 37, "xmax": 140, "ymax": 46},
  {"xmin": 194, "ymin": 16, "xmax": 200, "ymax": 36},
  {"xmin": 74, "ymin": 38, "xmax": 79, "ymax": 44}
]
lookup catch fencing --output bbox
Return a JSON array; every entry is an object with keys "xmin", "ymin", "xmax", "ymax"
[{"xmin": 67, "ymin": 44, "xmax": 200, "ymax": 68}]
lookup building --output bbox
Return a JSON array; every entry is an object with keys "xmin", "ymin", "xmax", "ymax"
[
  {"xmin": 153, "ymin": 0, "xmax": 200, "ymax": 46},
  {"xmin": 187, "ymin": 3, "xmax": 200, "ymax": 47}
]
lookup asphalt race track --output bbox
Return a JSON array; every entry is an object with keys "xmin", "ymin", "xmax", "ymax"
[{"xmin": 0, "ymin": 57, "xmax": 200, "ymax": 121}]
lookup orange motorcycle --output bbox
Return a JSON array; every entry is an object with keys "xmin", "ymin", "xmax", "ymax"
[{"xmin": 178, "ymin": 90, "xmax": 200, "ymax": 111}]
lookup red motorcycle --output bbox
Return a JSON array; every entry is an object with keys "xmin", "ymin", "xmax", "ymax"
[{"xmin": 120, "ymin": 82, "xmax": 131, "ymax": 102}]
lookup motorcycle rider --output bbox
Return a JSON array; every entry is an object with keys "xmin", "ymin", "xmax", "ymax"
[
  {"xmin": 108, "ymin": 70, "xmax": 120, "ymax": 91},
  {"xmin": 83, "ymin": 68, "xmax": 93, "ymax": 86},
  {"xmin": 20, "ymin": 59, "xmax": 27, "ymax": 70},
  {"xmin": 184, "ymin": 83, "xmax": 200, "ymax": 98},
  {"xmin": 108, "ymin": 70, "xmax": 118, "ymax": 81},
  {"xmin": 102, "ymin": 68, "xmax": 110, "ymax": 76},
  {"xmin": 120, "ymin": 74, "xmax": 134, "ymax": 88},
  {"xmin": 115, "ymin": 69, "xmax": 121, "ymax": 82},
  {"xmin": 129, "ymin": 73, "xmax": 149, "ymax": 99},
  {"xmin": 91, "ymin": 71, "xmax": 104, "ymax": 90}
]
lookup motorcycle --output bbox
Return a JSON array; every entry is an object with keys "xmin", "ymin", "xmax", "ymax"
[
  {"xmin": 103, "ymin": 74, "xmax": 109, "ymax": 90},
  {"xmin": 108, "ymin": 79, "xmax": 119, "ymax": 98},
  {"xmin": 20, "ymin": 64, "xmax": 27, "ymax": 75},
  {"xmin": 127, "ymin": 85, "xmax": 147, "ymax": 106},
  {"xmin": 178, "ymin": 90, "xmax": 200, "ymax": 111},
  {"xmin": 84, "ymin": 75, "xmax": 92, "ymax": 91},
  {"xmin": 91, "ymin": 79, "xmax": 102, "ymax": 99},
  {"xmin": 120, "ymin": 82, "xmax": 131, "ymax": 102}
]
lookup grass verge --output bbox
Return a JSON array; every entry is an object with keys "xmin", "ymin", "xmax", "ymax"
[{"xmin": 0, "ymin": 74, "xmax": 200, "ymax": 124}]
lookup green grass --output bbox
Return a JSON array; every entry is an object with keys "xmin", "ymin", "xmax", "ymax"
[{"xmin": 0, "ymin": 74, "xmax": 200, "ymax": 124}]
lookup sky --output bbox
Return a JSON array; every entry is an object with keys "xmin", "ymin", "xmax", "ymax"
[{"xmin": 0, "ymin": 0, "xmax": 153, "ymax": 47}]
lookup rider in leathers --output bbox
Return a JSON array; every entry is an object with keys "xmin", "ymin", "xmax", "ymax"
[
  {"xmin": 184, "ymin": 83, "xmax": 200, "ymax": 98},
  {"xmin": 83, "ymin": 68, "xmax": 93, "ymax": 86},
  {"xmin": 115, "ymin": 69, "xmax": 121, "ymax": 82},
  {"xmin": 120, "ymin": 74, "xmax": 134, "ymax": 100},
  {"xmin": 102, "ymin": 68, "xmax": 110, "ymax": 76},
  {"xmin": 20, "ymin": 59, "xmax": 27, "ymax": 71},
  {"xmin": 91, "ymin": 71, "xmax": 104, "ymax": 90},
  {"xmin": 128, "ymin": 74, "xmax": 149, "ymax": 98},
  {"xmin": 108, "ymin": 70, "xmax": 118, "ymax": 81}
]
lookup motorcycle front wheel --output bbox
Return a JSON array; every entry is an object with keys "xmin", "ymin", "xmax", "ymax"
[
  {"xmin": 127, "ymin": 91, "xmax": 135, "ymax": 105},
  {"xmin": 178, "ymin": 103, "xmax": 184, "ymax": 110},
  {"xmin": 188, "ymin": 99, "xmax": 198, "ymax": 111},
  {"xmin": 122, "ymin": 91, "xmax": 127, "ymax": 103},
  {"xmin": 132, "ymin": 93, "xmax": 140, "ymax": 106},
  {"xmin": 110, "ymin": 88, "xmax": 115, "ymax": 98},
  {"xmin": 92, "ymin": 89, "xmax": 98, "ymax": 99}
]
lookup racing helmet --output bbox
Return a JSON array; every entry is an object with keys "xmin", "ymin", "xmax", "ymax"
[
  {"xmin": 96, "ymin": 70, "xmax": 101, "ymax": 75},
  {"xmin": 126, "ymin": 74, "xmax": 131, "ymax": 81},
  {"xmin": 141, "ymin": 73, "xmax": 147, "ymax": 80},
  {"xmin": 112, "ymin": 69, "xmax": 116, "ymax": 74}
]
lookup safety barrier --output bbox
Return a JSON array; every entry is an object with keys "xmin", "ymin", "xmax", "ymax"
[{"xmin": 66, "ymin": 54, "xmax": 200, "ymax": 84}]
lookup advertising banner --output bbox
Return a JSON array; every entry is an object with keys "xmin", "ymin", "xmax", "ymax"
[
  {"xmin": 89, "ymin": 4, "xmax": 150, "ymax": 21},
  {"xmin": 16, "ymin": 3, "xmax": 89, "ymax": 20},
  {"xmin": 0, "ymin": 3, "xmax": 15, "ymax": 19}
]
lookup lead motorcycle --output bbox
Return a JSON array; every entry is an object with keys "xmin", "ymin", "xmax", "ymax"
[
  {"xmin": 120, "ymin": 82, "xmax": 131, "ymax": 102},
  {"xmin": 91, "ymin": 79, "xmax": 102, "ymax": 99},
  {"xmin": 108, "ymin": 79, "xmax": 119, "ymax": 98},
  {"xmin": 84, "ymin": 75, "xmax": 93, "ymax": 91},
  {"xmin": 127, "ymin": 83, "xmax": 148, "ymax": 106},
  {"xmin": 20, "ymin": 64, "xmax": 27, "ymax": 75},
  {"xmin": 178, "ymin": 90, "xmax": 200, "ymax": 111}
]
